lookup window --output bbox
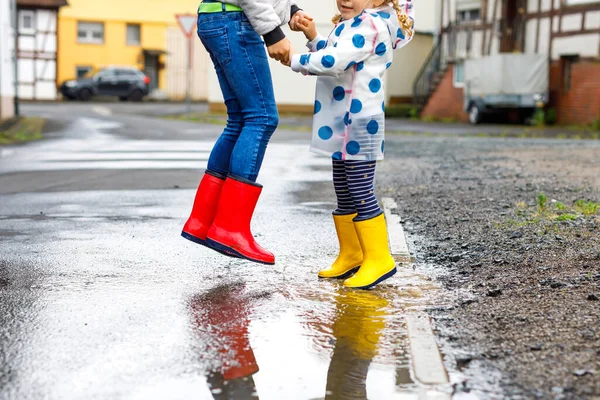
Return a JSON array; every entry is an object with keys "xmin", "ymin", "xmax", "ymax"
[
  {"xmin": 565, "ymin": 0, "xmax": 598, "ymax": 4},
  {"xmin": 76, "ymin": 66, "xmax": 93, "ymax": 78},
  {"xmin": 456, "ymin": 0, "xmax": 481, "ymax": 23},
  {"xmin": 95, "ymin": 69, "xmax": 116, "ymax": 80},
  {"xmin": 19, "ymin": 10, "xmax": 35, "ymax": 34},
  {"xmin": 116, "ymin": 69, "xmax": 143, "ymax": 80},
  {"xmin": 453, "ymin": 62, "xmax": 465, "ymax": 87},
  {"xmin": 126, "ymin": 24, "xmax": 141, "ymax": 45},
  {"xmin": 78, "ymin": 22, "xmax": 104, "ymax": 44},
  {"xmin": 457, "ymin": 8, "xmax": 481, "ymax": 23}
]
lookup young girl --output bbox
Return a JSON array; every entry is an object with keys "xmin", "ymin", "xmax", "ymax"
[
  {"xmin": 289, "ymin": 0, "xmax": 414, "ymax": 289},
  {"xmin": 182, "ymin": 1, "xmax": 309, "ymax": 265}
]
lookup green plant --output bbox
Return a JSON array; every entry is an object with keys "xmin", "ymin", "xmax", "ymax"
[
  {"xmin": 554, "ymin": 201, "xmax": 566, "ymax": 211},
  {"xmin": 537, "ymin": 192, "xmax": 548, "ymax": 213},
  {"xmin": 574, "ymin": 200, "xmax": 599, "ymax": 216},
  {"xmin": 591, "ymin": 119, "xmax": 600, "ymax": 132},
  {"xmin": 544, "ymin": 108, "xmax": 557, "ymax": 125},
  {"xmin": 555, "ymin": 214, "xmax": 578, "ymax": 221},
  {"xmin": 409, "ymin": 107, "xmax": 419, "ymax": 119},
  {"xmin": 384, "ymin": 104, "xmax": 416, "ymax": 118},
  {"xmin": 532, "ymin": 108, "xmax": 545, "ymax": 126}
]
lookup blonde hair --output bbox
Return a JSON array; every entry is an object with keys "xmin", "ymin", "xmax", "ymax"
[{"xmin": 332, "ymin": 0, "xmax": 414, "ymax": 38}]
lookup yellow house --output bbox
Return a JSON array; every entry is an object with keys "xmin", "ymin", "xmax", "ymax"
[{"xmin": 58, "ymin": 0, "xmax": 209, "ymax": 99}]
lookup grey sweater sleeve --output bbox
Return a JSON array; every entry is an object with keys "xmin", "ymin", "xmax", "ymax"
[{"xmin": 238, "ymin": 0, "xmax": 284, "ymax": 44}]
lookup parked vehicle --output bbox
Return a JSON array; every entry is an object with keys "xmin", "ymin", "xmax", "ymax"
[
  {"xmin": 60, "ymin": 66, "xmax": 151, "ymax": 102},
  {"xmin": 464, "ymin": 54, "xmax": 549, "ymax": 124}
]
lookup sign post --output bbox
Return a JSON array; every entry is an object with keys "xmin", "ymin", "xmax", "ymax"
[{"xmin": 176, "ymin": 14, "xmax": 197, "ymax": 115}]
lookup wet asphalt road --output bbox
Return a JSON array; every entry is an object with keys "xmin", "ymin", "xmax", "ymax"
[{"xmin": 0, "ymin": 103, "xmax": 448, "ymax": 400}]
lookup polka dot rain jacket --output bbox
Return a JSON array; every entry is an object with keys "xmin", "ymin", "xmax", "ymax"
[{"xmin": 291, "ymin": 3, "xmax": 414, "ymax": 161}]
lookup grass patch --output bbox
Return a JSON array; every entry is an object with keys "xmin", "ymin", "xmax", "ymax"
[
  {"xmin": 574, "ymin": 199, "xmax": 599, "ymax": 216},
  {"xmin": 0, "ymin": 117, "xmax": 45, "ymax": 145},
  {"xmin": 495, "ymin": 193, "xmax": 600, "ymax": 231},
  {"xmin": 555, "ymin": 213, "xmax": 578, "ymax": 221}
]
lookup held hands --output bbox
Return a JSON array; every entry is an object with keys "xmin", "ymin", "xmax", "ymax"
[
  {"xmin": 267, "ymin": 38, "xmax": 294, "ymax": 66},
  {"xmin": 267, "ymin": 11, "xmax": 316, "ymax": 68},
  {"xmin": 289, "ymin": 11, "xmax": 317, "ymax": 41}
]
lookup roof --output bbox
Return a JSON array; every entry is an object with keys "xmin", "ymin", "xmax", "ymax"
[{"xmin": 17, "ymin": 0, "xmax": 68, "ymax": 8}]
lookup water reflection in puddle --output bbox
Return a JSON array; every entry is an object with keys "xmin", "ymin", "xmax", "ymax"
[{"xmin": 188, "ymin": 270, "xmax": 446, "ymax": 399}]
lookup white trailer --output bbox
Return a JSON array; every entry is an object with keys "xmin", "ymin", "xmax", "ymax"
[{"xmin": 464, "ymin": 54, "xmax": 549, "ymax": 124}]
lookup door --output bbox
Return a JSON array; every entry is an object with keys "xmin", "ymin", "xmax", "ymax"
[
  {"xmin": 96, "ymin": 69, "xmax": 118, "ymax": 95},
  {"xmin": 115, "ymin": 69, "xmax": 138, "ymax": 95},
  {"xmin": 500, "ymin": 0, "xmax": 526, "ymax": 53},
  {"xmin": 144, "ymin": 55, "xmax": 159, "ymax": 92}
]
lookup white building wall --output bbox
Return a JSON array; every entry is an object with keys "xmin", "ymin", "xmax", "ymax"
[
  {"xmin": 166, "ymin": 27, "xmax": 209, "ymax": 101},
  {"xmin": 17, "ymin": 9, "xmax": 58, "ymax": 100},
  {"xmin": 0, "ymin": 0, "xmax": 15, "ymax": 120}
]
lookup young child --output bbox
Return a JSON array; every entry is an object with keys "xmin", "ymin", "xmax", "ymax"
[
  {"xmin": 181, "ymin": 1, "xmax": 310, "ymax": 265},
  {"xmin": 289, "ymin": 0, "xmax": 414, "ymax": 289}
]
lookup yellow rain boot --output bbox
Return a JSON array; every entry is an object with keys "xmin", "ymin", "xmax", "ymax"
[
  {"xmin": 344, "ymin": 213, "xmax": 396, "ymax": 289},
  {"xmin": 318, "ymin": 212, "xmax": 363, "ymax": 279}
]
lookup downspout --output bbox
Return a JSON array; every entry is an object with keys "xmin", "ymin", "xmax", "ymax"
[{"xmin": 11, "ymin": 0, "xmax": 19, "ymax": 117}]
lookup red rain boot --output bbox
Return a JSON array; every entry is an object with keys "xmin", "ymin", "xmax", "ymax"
[
  {"xmin": 181, "ymin": 171, "xmax": 226, "ymax": 246},
  {"xmin": 206, "ymin": 176, "xmax": 275, "ymax": 265}
]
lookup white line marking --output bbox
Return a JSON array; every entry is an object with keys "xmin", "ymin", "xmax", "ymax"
[
  {"xmin": 382, "ymin": 197, "xmax": 411, "ymax": 262},
  {"xmin": 91, "ymin": 106, "xmax": 112, "ymax": 117}
]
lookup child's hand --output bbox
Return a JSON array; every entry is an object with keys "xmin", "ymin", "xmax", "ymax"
[{"xmin": 290, "ymin": 12, "xmax": 317, "ymax": 41}]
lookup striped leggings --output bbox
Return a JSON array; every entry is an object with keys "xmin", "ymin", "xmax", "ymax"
[{"xmin": 332, "ymin": 160, "xmax": 381, "ymax": 219}]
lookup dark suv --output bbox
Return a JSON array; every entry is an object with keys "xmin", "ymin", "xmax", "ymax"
[{"xmin": 60, "ymin": 66, "xmax": 151, "ymax": 102}]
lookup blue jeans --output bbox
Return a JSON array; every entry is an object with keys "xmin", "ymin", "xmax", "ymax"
[{"xmin": 197, "ymin": 11, "xmax": 279, "ymax": 182}]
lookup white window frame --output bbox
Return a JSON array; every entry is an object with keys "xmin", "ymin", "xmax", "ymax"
[
  {"xmin": 457, "ymin": 8, "xmax": 481, "ymax": 23},
  {"xmin": 564, "ymin": 0, "xmax": 598, "ymax": 4},
  {"xmin": 78, "ymin": 21, "xmax": 105, "ymax": 44},
  {"xmin": 126, "ymin": 24, "xmax": 141, "ymax": 46},
  {"xmin": 19, "ymin": 10, "xmax": 35, "ymax": 35},
  {"xmin": 453, "ymin": 62, "xmax": 465, "ymax": 88}
]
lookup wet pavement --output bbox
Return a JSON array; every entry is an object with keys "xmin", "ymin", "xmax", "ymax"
[{"xmin": 0, "ymin": 106, "xmax": 455, "ymax": 399}]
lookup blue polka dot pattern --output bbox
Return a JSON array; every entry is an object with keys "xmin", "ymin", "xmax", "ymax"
[
  {"xmin": 381, "ymin": 140, "xmax": 385, "ymax": 153},
  {"xmin": 346, "ymin": 141, "xmax": 360, "ymax": 155},
  {"xmin": 356, "ymin": 61, "xmax": 364, "ymax": 71},
  {"xmin": 376, "ymin": 43, "xmax": 387, "ymax": 56},
  {"xmin": 314, "ymin": 100, "xmax": 321, "ymax": 114},
  {"xmin": 334, "ymin": 42, "xmax": 338, "ymax": 47},
  {"xmin": 386, "ymin": 62, "xmax": 392, "ymax": 69},
  {"xmin": 367, "ymin": 120, "xmax": 379, "ymax": 134},
  {"xmin": 322, "ymin": 55, "xmax": 335, "ymax": 68},
  {"xmin": 333, "ymin": 86, "xmax": 345, "ymax": 101},
  {"xmin": 350, "ymin": 99, "xmax": 363, "ymax": 114},
  {"xmin": 300, "ymin": 54, "xmax": 309, "ymax": 65},
  {"xmin": 352, "ymin": 34, "xmax": 366, "ymax": 49},
  {"xmin": 378, "ymin": 11, "xmax": 391, "ymax": 19},
  {"xmin": 345, "ymin": 61, "xmax": 356, "ymax": 71},
  {"xmin": 318, "ymin": 126, "xmax": 333, "ymax": 140},
  {"xmin": 343, "ymin": 112, "xmax": 352, "ymax": 126},
  {"xmin": 351, "ymin": 17, "xmax": 362, "ymax": 27},
  {"xmin": 335, "ymin": 24, "xmax": 345, "ymax": 36},
  {"xmin": 382, "ymin": 101, "xmax": 385, "ymax": 111},
  {"xmin": 316, "ymin": 40, "xmax": 327, "ymax": 50},
  {"xmin": 369, "ymin": 79, "xmax": 381, "ymax": 93},
  {"xmin": 397, "ymin": 28, "xmax": 405, "ymax": 40},
  {"xmin": 332, "ymin": 151, "xmax": 343, "ymax": 160}
]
